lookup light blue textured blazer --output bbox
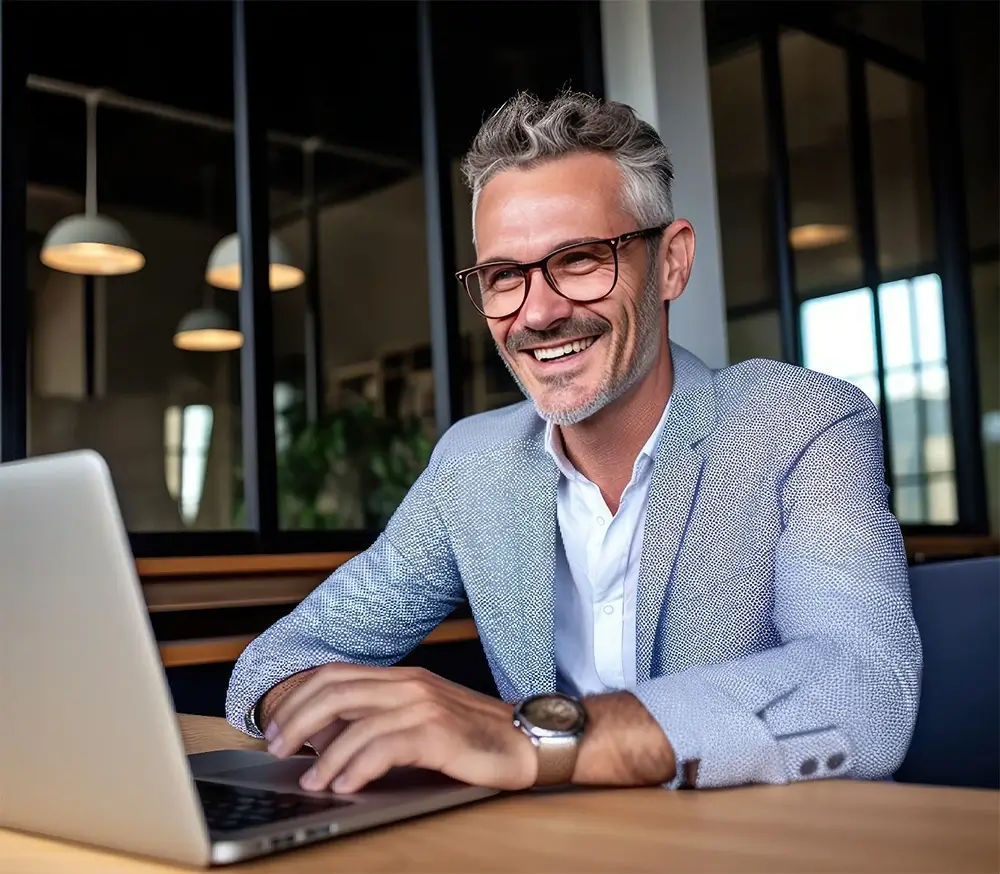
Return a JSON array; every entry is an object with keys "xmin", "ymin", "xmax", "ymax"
[{"xmin": 226, "ymin": 343, "xmax": 922, "ymax": 789}]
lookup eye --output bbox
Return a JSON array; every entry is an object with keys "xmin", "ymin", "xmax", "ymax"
[
  {"xmin": 552, "ymin": 243, "xmax": 610, "ymax": 274},
  {"xmin": 483, "ymin": 266, "xmax": 523, "ymax": 292}
]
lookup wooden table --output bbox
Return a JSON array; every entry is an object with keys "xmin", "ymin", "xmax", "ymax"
[{"xmin": 1, "ymin": 715, "xmax": 997, "ymax": 873}]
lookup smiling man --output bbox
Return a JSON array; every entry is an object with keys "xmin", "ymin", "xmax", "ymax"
[{"xmin": 226, "ymin": 91, "xmax": 921, "ymax": 795}]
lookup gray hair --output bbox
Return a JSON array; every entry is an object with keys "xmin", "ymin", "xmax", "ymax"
[{"xmin": 461, "ymin": 90, "xmax": 674, "ymax": 242}]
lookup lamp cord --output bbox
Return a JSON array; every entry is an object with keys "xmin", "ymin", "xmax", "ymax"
[{"xmin": 84, "ymin": 91, "xmax": 102, "ymax": 216}]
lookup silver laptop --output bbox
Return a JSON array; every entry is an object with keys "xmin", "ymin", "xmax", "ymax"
[{"xmin": 0, "ymin": 450, "xmax": 498, "ymax": 867}]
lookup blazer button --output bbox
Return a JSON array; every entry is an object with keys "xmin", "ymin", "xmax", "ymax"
[
  {"xmin": 799, "ymin": 758, "xmax": 818, "ymax": 776},
  {"xmin": 827, "ymin": 753, "xmax": 845, "ymax": 771}
]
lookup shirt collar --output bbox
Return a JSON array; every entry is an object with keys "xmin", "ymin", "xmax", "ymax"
[{"xmin": 544, "ymin": 395, "xmax": 673, "ymax": 482}]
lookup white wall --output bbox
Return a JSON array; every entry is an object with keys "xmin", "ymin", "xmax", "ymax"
[{"xmin": 600, "ymin": 0, "xmax": 729, "ymax": 369}]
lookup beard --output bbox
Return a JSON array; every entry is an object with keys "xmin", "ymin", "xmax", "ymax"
[{"xmin": 495, "ymin": 265, "xmax": 664, "ymax": 426}]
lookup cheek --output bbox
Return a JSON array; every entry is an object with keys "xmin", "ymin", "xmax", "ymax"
[{"xmin": 488, "ymin": 321, "xmax": 511, "ymax": 352}]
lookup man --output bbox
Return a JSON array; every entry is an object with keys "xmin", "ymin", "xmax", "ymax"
[{"xmin": 226, "ymin": 91, "xmax": 921, "ymax": 795}]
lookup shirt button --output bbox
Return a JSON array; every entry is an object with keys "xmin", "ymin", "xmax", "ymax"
[
  {"xmin": 602, "ymin": 604, "xmax": 614, "ymax": 615},
  {"xmin": 596, "ymin": 516, "xmax": 606, "ymax": 526}
]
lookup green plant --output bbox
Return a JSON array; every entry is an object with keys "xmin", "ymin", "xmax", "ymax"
[{"xmin": 274, "ymin": 395, "xmax": 434, "ymax": 531}]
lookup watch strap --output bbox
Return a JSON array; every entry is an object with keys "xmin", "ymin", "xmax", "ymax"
[{"xmin": 532, "ymin": 735, "xmax": 580, "ymax": 786}]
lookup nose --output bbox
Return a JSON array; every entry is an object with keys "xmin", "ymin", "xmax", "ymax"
[{"xmin": 516, "ymin": 266, "xmax": 574, "ymax": 332}]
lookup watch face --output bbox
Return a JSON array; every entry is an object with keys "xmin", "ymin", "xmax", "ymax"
[{"xmin": 520, "ymin": 694, "xmax": 585, "ymax": 734}]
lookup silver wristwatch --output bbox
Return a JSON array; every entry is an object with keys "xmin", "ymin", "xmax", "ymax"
[{"xmin": 513, "ymin": 693, "xmax": 587, "ymax": 786}]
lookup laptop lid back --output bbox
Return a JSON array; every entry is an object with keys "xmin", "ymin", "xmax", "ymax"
[{"xmin": 0, "ymin": 450, "xmax": 211, "ymax": 867}]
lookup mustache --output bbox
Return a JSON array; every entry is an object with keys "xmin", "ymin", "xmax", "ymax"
[{"xmin": 506, "ymin": 316, "xmax": 611, "ymax": 355}]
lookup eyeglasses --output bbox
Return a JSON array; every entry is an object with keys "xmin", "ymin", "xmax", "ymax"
[{"xmin": 456, "ymin": 225, "xmax": 666, "ymax": 320}]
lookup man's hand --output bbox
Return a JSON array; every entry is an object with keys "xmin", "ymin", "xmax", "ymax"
[{"xmin": 263, "ymin": 664, "xmax": 538, "ymax": 794}]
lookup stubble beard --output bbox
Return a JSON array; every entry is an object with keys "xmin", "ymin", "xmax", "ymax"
[{"xmin": 496, "ymin": 267, "xmax": 664, "ymax": 426}]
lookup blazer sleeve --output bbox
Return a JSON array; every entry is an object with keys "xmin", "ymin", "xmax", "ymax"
[
  {"xmin": 633, "ymin": 395, "xmax": 923, "ymax": 788},
  {"xmin": 224, "ymin": 447, "xmax": 464, "ymax": 738}
]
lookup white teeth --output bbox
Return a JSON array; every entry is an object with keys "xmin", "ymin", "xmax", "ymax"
[{"xmin": 532, "ymin": 336, "xmax": 596, "ymax": 361}]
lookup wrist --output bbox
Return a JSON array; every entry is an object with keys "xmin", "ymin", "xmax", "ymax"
[
  {"xmin": 576, "ymin": 691, "xmax": 677, "ymax": 786},
  {"xmin": 256, "ymin": 669, "xmax": 317, "ymax": 733}
]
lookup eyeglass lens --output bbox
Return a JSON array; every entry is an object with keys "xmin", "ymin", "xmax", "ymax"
[{"xmin": 465, "ymin": 241, "xmax": 617, "ymax": 318}]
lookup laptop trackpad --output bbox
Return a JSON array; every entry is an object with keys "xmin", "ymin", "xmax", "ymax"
[{"xmin": 217, "ymin": 757, "xmax": 469, "ymax": 795}]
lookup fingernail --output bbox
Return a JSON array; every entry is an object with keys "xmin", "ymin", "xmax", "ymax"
[
  {"xmin": 264, "ymin": 722, "xmax": 278, "ymax": 741},
  {"xmin": 268, "ymin": 736, "xmax": 286, "ymax": 756},
  {"xmin": 332, "ymin": 776, "xmax": 350, "ymax": 794},
  {"xmin": 300, "ymin": 767, "xmax": 320, "ymax": 790}
]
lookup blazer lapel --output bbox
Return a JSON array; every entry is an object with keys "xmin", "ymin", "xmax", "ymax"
[
  {"xmin": 497, "ymin": 442, "xmax": 559, "ymax": 697},
  {"xmin": 635, "ymin": 344, "xmax": 718, "ymax": 682}
]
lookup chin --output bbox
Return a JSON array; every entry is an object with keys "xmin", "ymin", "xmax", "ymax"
[{"xmin": 531, "ymin": 390, "xmax": 606, "ymax": 427}]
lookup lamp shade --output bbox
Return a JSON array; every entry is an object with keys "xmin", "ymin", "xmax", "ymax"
[
  {"xmin": 205, "ymin": 232, "xmax": 304, "ymax": 291},
  {"xmin": 173, "ymin": 307, "xmax": 244, "ymax": 352},
  {"xmin": 40, "ymin": 214, "xmax": 145, "ymax": 275},
  {"xmin": 789, "ymin": 223, "xmax": 852, "ymax": 251}
]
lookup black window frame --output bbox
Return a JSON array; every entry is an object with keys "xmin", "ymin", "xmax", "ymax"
[
  {"xmin": 711, "ymin": 0, "xmax": 990, "ymax": 535},
  {"xmin": 0, "ymin": 0, "xmax": 606, "ymax": 558}
]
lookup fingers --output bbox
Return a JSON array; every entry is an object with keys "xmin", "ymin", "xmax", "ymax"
[
  {"xmin": 266, "ymin": 663, "xmax": 404, "ymax": 739},
  {"xmin": 267, "ymin": 667, "xmax": 443, "ymax": 758},
  {"xmin": 299, "ymin": 705, "xmax": 432, "ymax": 792},
  {"xmin": 330, "ymin": 728, "xmax": 425, "ymax": 794},
  {"xmin": 267, "ymin": 679, "xmax": 394, "ymax": 756}
]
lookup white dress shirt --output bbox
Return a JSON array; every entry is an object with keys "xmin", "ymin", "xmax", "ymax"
[{"xmin": 545, "ymin": 398, "xmax": 672, "ymax": 697}]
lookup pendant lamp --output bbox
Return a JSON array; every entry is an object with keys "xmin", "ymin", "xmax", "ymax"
[
  {"xmin": 174, "ymin": 166, "xmax": 245, "ymax": 352},
  {"xmin": 788, "ymin": 203, "xmax": 851, "ymax": 251},
  {"xmin": 173, "ymin": 305, "xmax": 244, "ymax": 352},
  {"xmin": 205, "ymin": 232, "xmax": 304, "ymax": 292},
  {"xmin": 40, "ymin": 92, "xmax": 144, "ymax": 275}
]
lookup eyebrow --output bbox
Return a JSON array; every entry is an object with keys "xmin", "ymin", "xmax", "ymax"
[{"xmin": 474, "ymin": 236, "xmax": 603, "ymax": 268}]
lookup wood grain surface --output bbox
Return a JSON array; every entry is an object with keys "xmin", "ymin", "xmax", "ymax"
[{"xmin": 1, "ymin": 715, "xmax": 997, "ymax": 873}]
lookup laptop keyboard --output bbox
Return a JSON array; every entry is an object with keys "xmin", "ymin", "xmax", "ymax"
[{"xmin": 196, "ymin": 780, "xmax": 352, "ymax": 833}]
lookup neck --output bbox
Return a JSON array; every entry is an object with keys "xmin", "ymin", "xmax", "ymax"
[{"xmin": 556, "ymin": 336, "xmax": 674, "ymax": 512}]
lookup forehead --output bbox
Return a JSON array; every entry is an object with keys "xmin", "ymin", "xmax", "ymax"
[{"xmin": 473, "ymin": 152, "xmax": 632, "ymax": 262}]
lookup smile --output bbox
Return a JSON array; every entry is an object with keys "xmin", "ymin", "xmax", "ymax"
[{"xmin": 530, "ymin": 336, "xmax": 598, "ymax": 362}]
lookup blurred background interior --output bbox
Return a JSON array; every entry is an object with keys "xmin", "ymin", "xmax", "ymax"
[{"xmin": 1, "ymin": 0, "xmax": 996, "ymax": 713}]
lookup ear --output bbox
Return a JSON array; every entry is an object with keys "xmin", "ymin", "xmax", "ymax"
[{"xmin": 656, "ymin": 219, "xmax": 696, "ymax": 305}]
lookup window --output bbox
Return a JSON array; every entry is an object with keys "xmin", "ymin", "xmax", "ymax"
[
  {"xmin": 955, "ymin": 1, "xmax": 1000, "ymax": 536},
  {"xmin": 710, "ymin": 41, "xmax": 783, "ymax": 365},
  {"xmin": 22, "ymin": 1, "xmax": 242, "ymax": 533},
  {"xmin": 249, "ymin": 1, "xmax": 434, "ymax": 532},
  {"xmin": 164, "ymin": 405, "xmax": 215, "ymax": 525},
  {"xmin": 780, "ymin": 33, "xmax": 863, "ymax": 299},
  {"xmin": 707, "ymin": 3, "xmax": 991, "ymax": 531},
  {"xmin": 434, "ymin": 1, "xmax": 600, "ymax": 416},
  {"xmin": 0, "ymin": 0, "xmax": 603, "ymax": 554},
  {"xmin": 801, "ymin": 274, "xmax": 957, "ymax": 524}
]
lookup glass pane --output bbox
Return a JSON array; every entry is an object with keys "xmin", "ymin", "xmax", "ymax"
[
  {"xmin": 912, "ymin": 274, "xmax": 946, "ymax": 363},
  {"xmin": 726, "ymin": 310, "xmax": 783, "ymax": 365},
  {"xmin": 885, "ymin": 368, "xmax": 920, "ymax": 478},
  {"xmin": 971, "ymin": 260, "xmax": 1000, "ymax": 536},
  {"xmin": 710, "ymin": 43, "xmax": 777, "ymax": 315},
  {"xmin": 926, "ymin": 474, "xmax": 958, "ymax": 525},
  {"xmin": 800, "ymin": 289, "xmax": 879, "ymax": 401},
  {"xmin": 920, "ymin": 364, "xmax": 954, "ymax": 474},
  {"xmin": 25, "ymin": 3, "xmax": 242, "ymax": 531},
  {"xmin": 894, "ymin": 483, "xmax": 923, "ymax": 525},
  {"xmin": 831, "ymin": 1, "xmax": 925, "ymax": 60},
  {"xmin": 867, "ymin": 66, "xmax": 936, "ymax": 276},
  {"xmin": 253, "ymin": 2, "xmax": 434, "ymax": 531},
  {"xmin": 878, "ymin": 274, "xmax": 947, "ymax": 371},
  {"xmin": 780, "ymin": 32, "xmax": 862, "ymax": 297},
  {"xmin": 956, "ymin": 2, "xmax": 998, "ymax": 533},
  {"xmin": 956, "ymin": 2, "xmax": 999, "ymax": 254},
  {"xmin": 877, "ymin": 280, "xmax": 915, "ymax": 369},
  {"xmin": 878, "ymin": 271, "xmax": 957, "ymax": 519},
  {"xmin": 435, "ymin": 1, "xmax": 595, "ymax": 416}
]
